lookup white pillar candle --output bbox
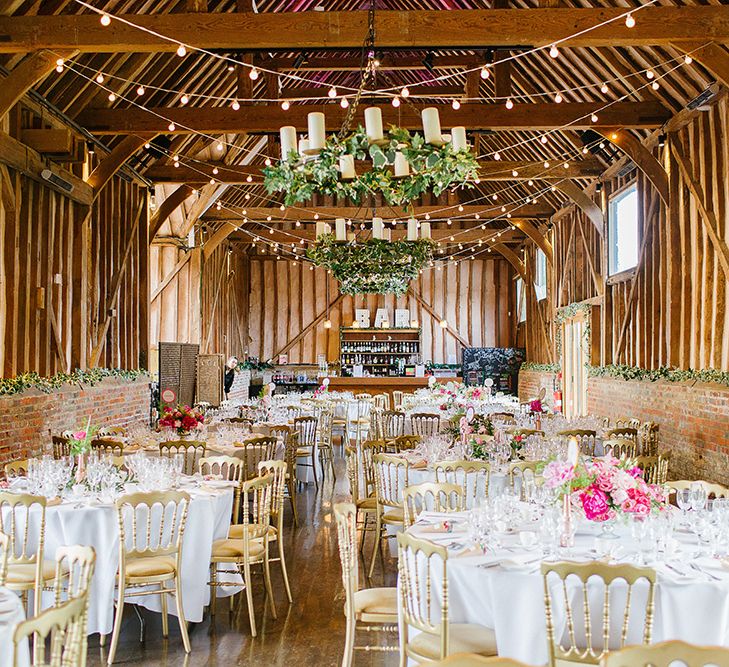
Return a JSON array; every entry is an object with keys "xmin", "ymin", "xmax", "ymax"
[
  {"xmin": 307, "ymin": 112, "xmax": 326, "ymax": 151},
  {"xmin": 394, "ymin": 151, "xmax": 410, "ymax": 177},
  {"xmin": 280, "ymin": 126, "xmax": 297, "ymax": 160},
  {"xmin": 372, "ymin": 217, "xmax": 384, "ymax": 240},
  {"xmin": 451, "ymin": 126, "xmax": 467, "ymax": 152},
  {"xmin": 335, "ymin": 218, "xmax": 347, "ymax": 241},
  {"xmin": 407, "ymin": 218, "xmax": 418, "ymax": 241},
  {"xmin": 298, "ymin": 138, "xmax": 310, "ymax": 154},
  {"xmin": 422, "ymin": 107, "xmax": 443, "ymax": 145},
  {"xmin": 323, "ymin": 222, "xmax": 331, "ymax": 235},
  {"xmin": 339, "ymin": 154, "xmax": 356, "ymax": 179},
  {"xmin": 420, "ymin": 222, "xmax": 431, "ymax": 239},
  {"xmin": 315, "ymin": 221, "xmax": 326, "ymax": 237},
  {"xmin": 364, "ymin": 107, "xmax": 384, "ymax": 143}
]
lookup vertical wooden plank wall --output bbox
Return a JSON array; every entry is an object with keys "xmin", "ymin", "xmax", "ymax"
[
  {"xmin": 0, "ymin": 167, "xmax": 149, "ymax": 375},
  {"xmin": 525, "ymin": 98, "xmax": 729, "ymax": 372}
]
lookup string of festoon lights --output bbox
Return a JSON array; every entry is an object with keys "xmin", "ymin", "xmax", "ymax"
[
  {"xmin": 55, "ymin": 47, "xmax": 700, "ymax": 181},
  {"xmin": 72, "ymin": 0, "xmax": 663, "ymax": 103}
]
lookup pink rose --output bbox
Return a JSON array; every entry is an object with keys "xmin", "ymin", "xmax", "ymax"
[
  {"xmin": 622, "ymin": 487, "xmax": 651, "ymax": 515},
  {"xmin": 580, "ymin": 485, "xmax": 611, "ymax": 521},
  {"xmin": 73, "ymin": 430, "xmax": 86, "ymax": 440},
  {"xmin": 628, "ymin": 466, "xmax": 643, "ymax": 479}
]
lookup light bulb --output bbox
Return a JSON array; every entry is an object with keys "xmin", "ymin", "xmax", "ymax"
[
  {"xmin": 458, "ymin": 204, "xmax": 464, "ymax": 212},
  {"xmin": 563, "ymin": 162, "xmax": 570, "ymax": 169},
  {"xmin": 108, "ymin": 92, "xmax": 116, "ymax": 102},
  {"xmin": 216, "ymin": 142, "xmax": 224, "ymax": 151},
  {"xmin": 249, "ymin": 67, "xmax": 259, "ymax": 80},
  {"xmin": 452, "ymin": 99, "xmax": 461, "ymax": 110},
  {"xmin": 100, "ymin": 13, "xmax": 111, "ymax": 26},
  {"xmin": 56, "ymin": 58, "xmax": 64, "ymax": 67},
  {"xmin": 646, "ymin": 70, "xmax": 655, "ymax": 80},
  {"xmin": 55, "ymin": 63, "xmax": 64, "ymax": 73},
  {"xmin": 392, "ymin": 97, "xmax": 400, "ymax": 107},
  {"xmin": 281, "ymin": 100, "xmax": 290, "ymax": 110},
  {"xmin": 246, "ymin": 175, "xmax": 253, "ymax": 183},
  {"xmin": 96, "ymin": 73, "xmax": 105, "ymax": 84},
  {"xmin": 493, "ymin": 152, "xmax": 500, "ymax": 160},
  {"xmin": 401, "ymin": 87, "xmax": 410, "ymax": 98},
  {"xmin": 625, "ymin": 13, "xmax": 635, "ymax": 28},
  {"xmin": 328, "ymin": 86, "xmax": 337, "ymax": 98},
  {"xmin": 549, "ymin": 44, "xmax": 559, "ymax": 58},
  {"xmin": 212, "ymin": 167, "xmax": 219, "ymax": 175},
  {"xmin": 684, "ymin": 55, "xmax": 693, "ymax": 65},
  {"xmin": 176, "ymin": 44, "xmax": 187, "ymax": 57},
  {"xmin": 512, "ymin": 170, "xmax": 518, "ymax": 177},
  {"xmin": 144, "ymin": 142, "xmax": 151, "ymax": 149},
  {"xmin": 180, "ymin": 94, "xmax": 189, "ymax": 105},
  {"xmin": 554, "ymin": 93, "xmax": 562, "ymax": 103},
  {"xmin": 544, "ymin": 161, "xmax": 550, "ymax": 168},
  {"xmin": 169, "ymin": 122, "xmax": 176, "ymax": 131},
  {"xmin": 340, "ymin": 98, "xmax": 349, "ymax": 108},
  {"xmin": 323, "ymin": 319, "xmax": 332, "ymax": 329},
  {"xmin": 652, "ymin": 81, "xmax": 660, "ymax": 90},
  {"xmin": 601, "ymin": 83, "xmax": 609, "ymax": 94},
  {"xmin": 590, "ymin": 113, "xmax": 598, "ymax": 122},
  {"xmin": 136, "ymin": 86, "xmax": 145, "ymax": 96},
  {"xmin": 439, "ymin": 319, "xmax": 448, "ymax": 328},
  {"xmin": 231, "ymin": 99, "xmax": 240, "ymax": 111},
  {"xmin": 480, "ymin": 65, "xmax": 490, "ymax": 79},
  {"xmin": 540, "ymin": 135, "xmax": 548, "ymax": 144},
  {"xmin": 265, "ymin": 158, "xmax": 272, "ymax": 166},
  {"xmin": 505, "ymin": 98, "xmax": 513, "ymax": 109}
]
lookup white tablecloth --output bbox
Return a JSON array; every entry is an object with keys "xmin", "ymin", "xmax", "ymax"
[
  {"xmin": 0, "ymin": 587, "xmax": 28, "ymax": 667},
  {"xmin": 1, "ymin": 484, "xmax": 234, "ymax": 636},
  {"xmin": 404, "ymin": 514, "xmax": 729, "ymax": 665}
]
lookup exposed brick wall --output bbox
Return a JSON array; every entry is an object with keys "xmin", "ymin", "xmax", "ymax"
[
  {"xmin": 0, "ymin": 378, "xmax": 150, "ymax": 466},
  {"xmin": 587, "ymin": 376, "xmax": 729, "ymax": 484},
  {"xmin": 518, "ymin": 369, "xmax": 557, "ymax": 409}
]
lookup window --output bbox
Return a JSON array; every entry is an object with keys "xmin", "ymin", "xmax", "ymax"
[
  {"xmin": 608, "ymin": 183, "xmax": 639, "ymax": 275},
  {"xmin": 534, "ymin": 249, "xmax": 547, "ymax": 301},
  {"xmin": 516, "ymin": 278, "xmax": 526, "ymax": 322}
]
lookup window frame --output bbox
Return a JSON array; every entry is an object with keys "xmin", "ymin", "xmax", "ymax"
[
  {"xmin": 533, "ymin": 249, "xmax": 547, "ymax": 302},
  {"xmin": 607, "ymin": 180, "xmax": 641, "ymax": 280}
]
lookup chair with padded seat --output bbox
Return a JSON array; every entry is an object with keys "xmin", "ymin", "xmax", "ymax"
[
  {"xmin": 344, "ymin": 447, "xmax": 377, "ymax": 558},
  {"xmin": 294, "ymin": 415, "xmax": 319, "ymax": 489},
  {"xmin": 209, "ymin": 474, "xmax": 277, "ymax": 637},
  {"xmin": 334, "ymin": 502, "xmax": 398, "ymax": 667},
  {"xmin": 199, "ymin": 455, "xmax": 246, "ymax": 523},
  {"xmin": 667, "ymin": 479, "xmax": 729, "ymax": 503},
  {"xmin": 159, "ymin": 440, "xmax": 207, "ymax": 476},
  {"xmin": 433, "ymin": 460, "xmax": 490, "ymax": 509},
  {"xmin": 3, "ymin": 459, "xmax": 30, "ymax": 479},
  {"xmin": 410, "ymin": 413, "xmax": 441, "ymax": 438},
  {"xmin": 52, "ymin": 435, "xmax": 71, "ymax": 460},
  {"xmin": 398, "ymin": 532, "xmax": 497, "ymax": 665},
  {"xmin": 403, "ymin": 482, "xmax": 465, "ymax": 528},
  {"xmin": 433, "ymin": 657, "xmax": 529, "ymax": 667},
  {"xmin": 92, "ymin": 437, "xmax": 124, "ymax": 457},
  {"xmin": 106, "ymin": 491, "xmax": 191, "ymax": 664},
  {"xmin": 601, "ymin": 640, "xmax": 729, "ymax": 667},
  {"xmin": 603, "ymin": 438, "xmax": 637, "ymax": 459}
]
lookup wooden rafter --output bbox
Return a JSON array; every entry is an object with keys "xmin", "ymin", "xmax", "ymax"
[
  {"xmin": 86, "ymin": 134, "xmax": 153, "ymax": 192},
  {"xmin": 408, "ymin": 287, "xmax": 470, "ymax": 348},
  {"xmin": 552, "ymin": 180, "xmax": 604, "ymax": 234},
  {"xmin": 76, "ymin": 102, "xmax": 669, "ymax": 135},
  {"xmin": 0, "ymin": 8, "xmax": 727, "ymax": 52},
  {"xmin": 148, "ymin": 184, "xmax": 194, "ymax": 241},
  {"xmin": 512, "ymin": 220, "xmax": 554, "ymax": 265},
  {"xmin": 675, "ymin": 42, "xmax": 729, "ymax": 90}
]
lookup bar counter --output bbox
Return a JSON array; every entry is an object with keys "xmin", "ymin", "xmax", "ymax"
[{"xmin": 325, "ymin": 375, "xmax": 459, "ymax": 403}]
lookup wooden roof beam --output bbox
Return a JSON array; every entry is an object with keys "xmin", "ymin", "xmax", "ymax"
[
  {"xmin": 149, "ymin": 184, "xmax": 194, "ymax": 241},
  {"xmin": 145, "ymin": 158, "xmax": 604, "ymax": 185},
  {"xmin": 1, "ymin": 8, "xmax": 728, "ymax": 53},
  {"xmin": 76, "ymin": 102, "xmax": 669, "ymax": 135},
  {"xmin": 262, "ymin": 54, "xmax": 481, "ymax": 72}
]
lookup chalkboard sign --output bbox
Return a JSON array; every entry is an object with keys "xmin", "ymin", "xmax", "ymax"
[
  {"xmin": 197, "ymin": 354, "xmax": 224, "ymax": 407},
  {"xmin": 159, "ymin": 342, "xmax": 199, "ymax": 408},
  {"xmin": 461, "ymin": 347, "xmax": 526, "ymax": 394}
]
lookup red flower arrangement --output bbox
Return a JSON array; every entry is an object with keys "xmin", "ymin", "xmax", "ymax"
[{"xmin": 159, "ymin": 405, "xmax": 205, "ymax": 435}]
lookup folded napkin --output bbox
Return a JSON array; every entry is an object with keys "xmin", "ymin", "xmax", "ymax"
[
  {"xmin": 47, "ymin": 497, "xmax": 63, "ymax": 507},
  {"xmin": 418, "ymin": 511, "xmax": 470, "ymax": 523},
  {"xmin": 409, "ymin": 460, "xmax": 428, "ymax": 470}
]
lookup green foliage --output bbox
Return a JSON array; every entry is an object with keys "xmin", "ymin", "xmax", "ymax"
[
  {"xmin": 521, "ymin": 362, "xmax": 560, "ymax": 373},
  {"xmin": 589, "ymin": 364, "xmax": 729, "ymax": 387},
  {"xmin": 0, "ymin": 368, "xmax": 148, "ymax": 397},
  {"xmin": 307, "ymin": 235, "xmax": 436, "ymax": 296},
  {"xmin": 236, "ymin": 357, "xmax": 275, "ymax": 372},
  {"xmin": 263, "ymin": 125, "xmax": 480, "ymax": 208}
]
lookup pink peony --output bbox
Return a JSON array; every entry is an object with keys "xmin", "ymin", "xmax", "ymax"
[
  {"xmin": 542, "ymin": 461, "xmax": 576, "ymax": 489},
  {"xmin": 73, "ymin": 430, "xmax": 87, "ymax": 440},
  {"xmin": 621, "ymin": 487, "xmax": 651, "ymax": 515},
  {"xmin": 627, "ymin": 466, "xmax": 643, "ymax": 479},
  {"xmin": 529, "ymin": 399, "xmax": 543, "ymax": 413},
  {"xmin": 580, "ymin": 485, "xmax": 611, "ymax": 521}
]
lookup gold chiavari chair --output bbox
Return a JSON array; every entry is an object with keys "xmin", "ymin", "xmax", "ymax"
[
  {"xmin": 91, "ymin": 437, "xmax": 124, "ymax": 457},
  {"xmin": 434, "ymin": 657, "xmax": 530, "ymax": 667},
  {"xmin": 398, "ymin": 532, "xmax": 497, "ymax": 663},
  {"xmin": 369, "ymin": 407, "xmax": 384, "ymax": 442},
  {"xmin": 317, "ymin": 410, "xmax": 337, "ymax": 480},
  {"xmin": 0, "ymin": 492, "xmax": 54, "ymax": 616},
  {"xmin": 638, "ymin": 421, "xmax": 659, "ymax": 456},
  {"xmin": 434, "ymin": 460, "xmax": 490, "ymax": 509},
  {"xmin": 411, "ymin": 413, "xmax": 441, "ymax": 438},
  {"xmin": 601, "ymin": 640, "xmax": 729, "ymax": 667},
  {"xmin": 368, "ymin": 453, "xmax": 408, "ymax": 578},
  {"xmin": 508, "ymin": 461, "xmax": 544, "ymax": 500},
  {"xmin": 334, "ymin": 503, "xmax": 398, "ymax": 667},
  {"xmin": 98, "ymin": 426, "xmax": 126, "ymax": 437},
  {"xmin": 382, "ymin": 410, "xmax": 406, "ymax": 442},
  {"xmin": 199, "ymin": 455, "xmax": 245, "ymax": 523},
  {"xmin": 4, "ymin": 459, "xmax": 29, "ymax": 478},
  {"xmin": 603, "ymin": 438, "xmax": 637, "ymax": 459},
  {"xmin": 209, "ymin": 474, "xmax": 277, "ymax": 636},
  {"xmin": 344, "ymin": 447, "xmax": 377, "ymax": 554},
  {"xmin": 360, "ymin": 440, "xmax": 388, "ymax": 500},
  {"xmin": 614, "ymin": 417, "xmax": 641, "ymax": 430},
  {"xmin": 107, "ymin": 491, "xmax": 191, "ymax": 664},
  {"xmin": 0, "ymin": 531, "xmax": 8, "ymax": 585},
  {"xmin": 490, "ymin": 412, "xmax": 516, "ymax": 425},
  {"xmin": 159, "ymin": 440, "xmax": 207, "ymax": 476},
  {"xmin": 373, "ymin": 393, "xmax": 390, "ymax": 411},
  {"xmin": 286, "ymin": 405, "xmax": 304, "ymax": 421},
  {"xmin": 52, "ymin": 435, "xmax": 71, "ymax": 460},
  {"xmin": 277, "ymin": 427, "xmax": 299, "ymax": 527},
  {"xmin": 541, "ymin": 561, "xmax": 656, "ymax": 667},
  {"xmin": 392, "ymin": 390, "xmax": 404, "ymax": 411},
  {"xmin": 667, "ymin": 479, "xmax": 729, "ymax": 502},
  {"xmin": 557, "ymin": 429, "xmax": 597, "ymax": 439},
  {"xmin": 508, "ymin": 428, "xmax": 545, "ymax": 439},
  {"xmin": 294, "ymin": 415, "xmax": 319, "ymax": 489},
  {"xmin": 238, "ymin": 436, "xmax": 278, "ymax": 481},
  {"xmin": 403, "ymin": 482, "xmax": 465, "ymax": 529},
  {"xmin": 355, "ymin": 392, "xmax": 372, "ymax": 400},
  {"xmin": 330, "ymin": 397, "xmax": 351, "ymax": 450},
  {"xmin": 392, "ymin": 434, "xmax": 421, "ymax": 453},
  {"xmin": 13, "ymin": 594, "xmax": 87, "ymax": 667},
  {"xmin": 557, "ymin": 429, "xmax": 598, "ymax": 457},
  {"xmin": 606, "ymin": 427, "xmax": 639, "ymax": 443},
  {"xmin": 233, "ymin": 459, "xmax": 293, "ymax": 604},
  {"xmin": 226, "ymin": 416, "xmax": 255, "ymax": 430},
  {"xmin": 353, "ymin": 399, "xmax": 374, "ymax": 448},
  {"xmin": 635, "ymin": 455, "xmax": 669, "ymax": 485}
]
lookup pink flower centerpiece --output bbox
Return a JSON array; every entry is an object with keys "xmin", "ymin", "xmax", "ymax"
[
  {"xmin": 159, "ymin": 405, "xmax": 205, "ymax": 436},
  {"xmin": 542, "ymin": 454, "xmax": 667, "ymax": 523}
]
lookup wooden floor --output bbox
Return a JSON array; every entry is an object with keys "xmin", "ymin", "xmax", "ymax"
[{"xmin": 87, "ymin": 455, "xmax": 399, "ymax": 666}]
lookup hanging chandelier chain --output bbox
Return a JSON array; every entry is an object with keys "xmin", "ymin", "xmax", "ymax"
[{"xmin": 338, "ymin": 0, "xmax": 377, "ymax": 140}]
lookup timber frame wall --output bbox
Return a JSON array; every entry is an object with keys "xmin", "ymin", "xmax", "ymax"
[{"xmin": 521, "ymin": 96, "xmax": 729, "ymax": 372}]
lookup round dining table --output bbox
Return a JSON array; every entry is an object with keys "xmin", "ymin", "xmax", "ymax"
[{"xmin": 404, "ymin": 509, "xmax": 729, "ymax": 666}]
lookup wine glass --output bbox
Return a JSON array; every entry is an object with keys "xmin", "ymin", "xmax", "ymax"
[{"xmin": 690, "ymin": 484, "xmax": 708, "ymax": 512}]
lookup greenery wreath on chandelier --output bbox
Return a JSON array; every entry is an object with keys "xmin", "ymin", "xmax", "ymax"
[
  {"xmin": 263, "ymin": 125, "xmax": 480, "ymax": 208},
  {"xmin": 307, "ymin": 234, "xmax": 436, "ymax": 296}
]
